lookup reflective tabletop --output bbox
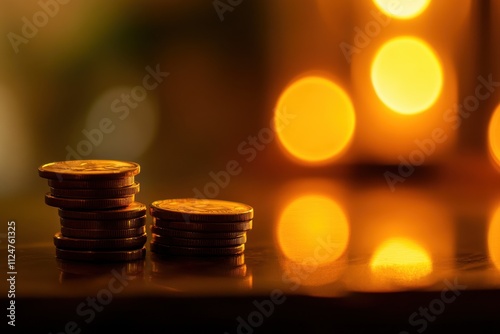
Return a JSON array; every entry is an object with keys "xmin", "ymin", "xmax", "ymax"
[{"xmin": 4, "ymin": 156, "xmax": 500, "ymax": 333}]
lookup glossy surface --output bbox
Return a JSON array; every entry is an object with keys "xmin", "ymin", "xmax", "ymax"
[{"xmin": 6, "ymin": 160, "xmax": 500, "ymax": 332}]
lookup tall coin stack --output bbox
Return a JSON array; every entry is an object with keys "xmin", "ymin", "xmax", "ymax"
[
  {"xmin": 38, "ymin": 160, "xmax": 147, "ymax": 262},
  {"xmin": 149, "ymin": 199, "xmax": 253, "ymax": 257}
]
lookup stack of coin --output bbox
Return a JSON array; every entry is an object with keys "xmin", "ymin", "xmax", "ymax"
[
  {"xmin": 38, "ymin": 160, "xmax": 147, "ymax": 262},
  {"xmin": 149, "ymin": 198, "xmax": 253, "ymax": 257}
]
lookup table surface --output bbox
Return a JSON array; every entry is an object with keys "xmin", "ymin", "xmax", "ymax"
[{"xmin": 4, "ymin": 158, "xmax": 500, "ymax": 333}]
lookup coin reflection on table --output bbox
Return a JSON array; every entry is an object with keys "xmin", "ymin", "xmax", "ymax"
[
  {"xmin": 56, "ymin": 259, "xmax": 145, "ymax": 282},
  {"xmin": 279, "ymin": 255, "xmax": 347, "ymax": 297},
  {"xmin": 149, "ymin": 253, "xmax": 252, "ymax": 293}
]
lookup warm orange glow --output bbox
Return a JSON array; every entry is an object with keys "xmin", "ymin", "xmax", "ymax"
[
  {"xmin": 275, "ymin": 76, "xmax": 355, "ymax": 163},
  {"xmin": 373, "ymin": 0, "xmax": 431, "ymax": 19},
  {"xmin": 370, "ymin": 238, "xmax": 432, "ymax": 284},
  {"xmin": 280, "ymin": 256, "xmax": 346, "ymax": 288},
  {"xmin": 371, "ymin": 37, "xmax": 443, "ymax": 115},
  {"xmin": 277, "ymin": 194, "xmax": 349, "ymax": 265},
  {"xmin": 488, "ymin": 204, "xmax": 500, "ymax": 270},
  {"xmin": 488, "ymin": 104, "xmax": 500, "ymax": 168}
]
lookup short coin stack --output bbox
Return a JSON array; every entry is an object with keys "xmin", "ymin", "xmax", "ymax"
[
  {"xmin": 38, "ymin": 160, "xmax": 147, "ymax": 262},
  {"xmin": 149, "ymin": 198, "xmax": 253, "ymax": 257}
]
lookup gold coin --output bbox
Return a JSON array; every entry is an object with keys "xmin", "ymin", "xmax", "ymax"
[
  {"xmin": 153, "ymin": 218, "xmax": 252, "ymax": 232},
  {"xmin": 150, "ymin": 198, "xmax": 253, "ymax": 222},
  {"xmin": 50, "ymin": 183, "xmax": 140, "ymax": 198},
  {"xmin": 53, "ymin": 232, "xmax": 147, "ymax": 250},
  {"xmin": 58, "ymin": 202, "xmax": 147, "ymax": 220},
  {"xmin": 60, "ymin": 216, "xmax": 146, "ymax": 229},
  {"xmin": 150, "ymin": 241, "xmax": 245, "ymax": 256},
  {"xmin": 38, "ymin": 160, "xmax": 140, "ymax": 180},
  {"xmin": 152, "ymin": 233, "xmax": 246, "ymax": 247},
  {"xmin": 150, "ymin": 225, "xmax": 245, "ymax": 239},
  {"xmin": 45, "ymin": 193, "xmax": 135, "ymax": 209},
  {"xmin": 48, "ymin": 176, "xmax": 135, "ymax": 189},
  {"xmin": 61, "ymin": 226, "xmax": 146, "ymax": 239}
]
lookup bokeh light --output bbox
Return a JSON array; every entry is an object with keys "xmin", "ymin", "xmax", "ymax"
[
  {"xmin": 370, "ymin": 237, "xmax": 433, "ymax": 284},
  {"xmin": 277, "ymin": 194, "xmax": 349, "ymax": 264},
  {"xmin": 488, "ymin": 204, "xmax": 500, "ymax": 270},
  {"xmin": 371, "ymin": 37, "xmax": 443, "ymax": 115},
  {"xmin": 373, "ymin": 0, "xmax": 431, "ymax": 19},
  {"xmin": 488, "ymin": 104, "xmax": 500, "ymax": 168},
  {"xmin": 275, "ymin": 76, "xmax": 356, "ymax": 164},
  {"xmin": 0, "ymin": 86, "xmax": 33, "ymax": 195},
  {"xmin": 83, "ymin": 87, "xmax": 159, "ymax": 160}
]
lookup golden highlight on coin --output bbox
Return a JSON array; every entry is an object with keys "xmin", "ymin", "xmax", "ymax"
[
  {"xmin": 150, "ymin": 198, "xmax": 254, "ymax": 222},
  {"xmin": 38, "ymin": 160, "xmax": 140, "ymax": 180}
]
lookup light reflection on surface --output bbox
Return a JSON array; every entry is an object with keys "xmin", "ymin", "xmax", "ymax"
[
  {"xmin": 276, "ymin": 182, "xmax": 350, "ymax": 289},
  {"xmin": 347, "ymin": 187, "xmax": 453, "ymax": 291},
  {"xmin": 488, "ymin": 204, "xmax": 500, "ymax": 271},
  {"xmin": 487, "ymin": 104, "xmax": 500, "ymax": 169},
  {"xmin": 281, "ymin": 254, "xmax": 347, "ymax": 290},
  {"xmin": 277, "ymin": 194, "xmax": 349, "ymax": 264},
  {"xmin": 57, "ymin": 260, "xmax": 145, "ymax": 283},
  {"xmin": 351, "ymin": 188, "xmax": 454, "ymax": 259},
  {"xmin": 275, "ymin": 76, "xmax": 355, "ymax": 164},
  {"xmin": 371, "ymin": 37, "xmax": 443, "ymax": 115},
  {"xmin": 149, "ymin": 254, "xmax": 253, "ymax": 294},
  {"xmin": 370, "ymin": 237, "xmax": 433, "ymax": 284}
]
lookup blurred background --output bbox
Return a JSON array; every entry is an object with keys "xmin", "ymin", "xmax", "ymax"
[
  {"xmin": 4, "ymin": 3, "xmax": 500, "ymax": 332},
  {"xmin": 0, "ymin": 0, "xmax": 499, "ymax": 250}
]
